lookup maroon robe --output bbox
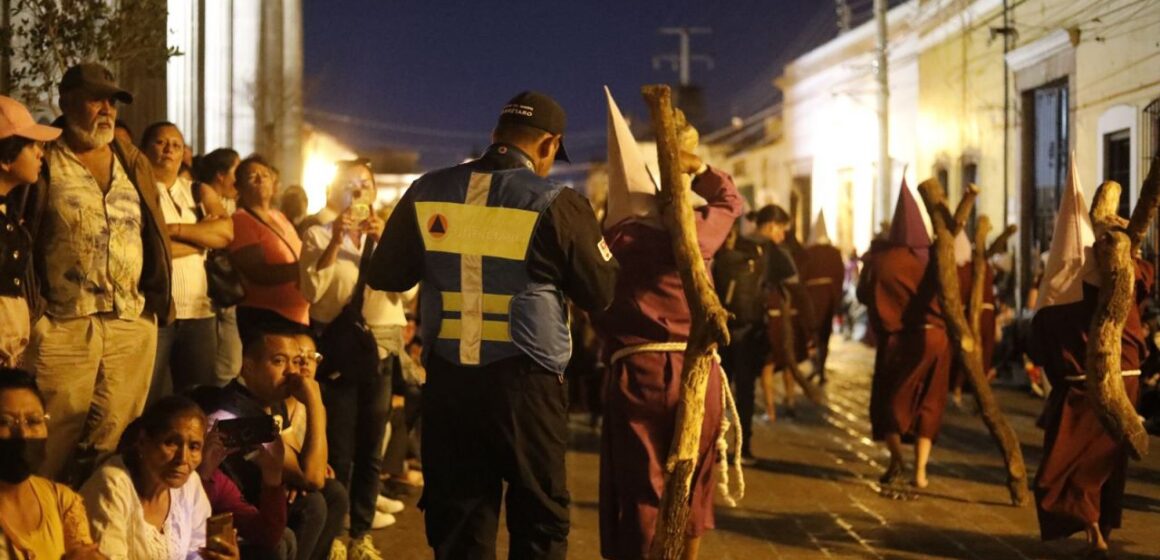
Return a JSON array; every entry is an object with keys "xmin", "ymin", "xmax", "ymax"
[
  {"xmin": 801, "ymin": 243, "xmax": 845, "ymax": 369},
  {"xmin": 951, "ymin": 262, "xmax": 996, "ymax": 390},
  {"xmin": 859, "ymin": 245, "xmax": 950, "ymax": 442},
  {"xmin": 1029, "ymin": 262, "xmax": 1151, "ymax": 541},
  {"xmin": 593, "ymin": 168, "xmax": 742, "ymax": 559}
]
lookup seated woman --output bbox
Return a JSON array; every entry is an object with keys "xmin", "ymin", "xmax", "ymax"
[
  {"xmin": 0, "ymin": 367, "xmax": 103, "ymax": 559},
  {"xmin": 188, "ymin": 386, "xmax": 292, "ymax": 560},
  {"xmin": 80, "ymin": 395, "xmax": 239, "ymax": 560}
]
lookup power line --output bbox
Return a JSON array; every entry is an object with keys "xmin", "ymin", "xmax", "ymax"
[{"xmin": 305, "ymin": 108, "xmax": 607, "ymax": 141}]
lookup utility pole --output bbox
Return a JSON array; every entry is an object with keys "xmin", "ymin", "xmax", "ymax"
[
  {"xmin": 874, "ymin": 0, "xmax": 891, "ymax": 227},
  {"xmin": 653, "ymin": 27, "xmax": 714, "ymax": 86},
  {"xmin": 835, "ymin": 0, "xmax": 852, "ymax": 34}
]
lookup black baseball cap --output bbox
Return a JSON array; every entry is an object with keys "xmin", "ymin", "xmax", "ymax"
[
  {"xmin": 496, "ymin": 91, "xmax": 569, "ymax": 162},
  {"xmin": 59, "ymin": 63, "xmax": 134, "ymax": 104}
]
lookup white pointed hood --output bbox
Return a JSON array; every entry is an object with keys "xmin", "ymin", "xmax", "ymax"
[
  {"xmin": 807, "ymin": 210, "xmax": 831, "ymax": 246},
  {"xmin": 604, "ymin": 86, "xmax": 661, "ymax": 231},
  {"xmin": 954, "ymin": 230, "xmax": 972, "ymax": 266},
  {"xmin": 1036, "ymin": 158, "xmax": 1097, "ymax": 310},
  {"xmin": 603, "ymin": 86, "xmax": 709, "ymax": 232}
]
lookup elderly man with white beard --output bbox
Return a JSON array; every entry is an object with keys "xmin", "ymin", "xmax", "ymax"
[{"xmin": 20, "ymin": 62, "xmax": 174, "ymax": 485}]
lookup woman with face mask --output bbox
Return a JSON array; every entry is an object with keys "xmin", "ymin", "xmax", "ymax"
[
  {"xmin": 0, "ymin": 368, "xmax": 104, "ymax": 559},
  {"xmin": 79, "ymin": 395, "xmax": 240, "ymax": 560}
]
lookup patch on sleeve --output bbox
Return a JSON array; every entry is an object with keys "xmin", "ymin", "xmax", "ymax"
[{"xmin": 598, "ymin": 238, "xmax": 613, "ymax": 262}]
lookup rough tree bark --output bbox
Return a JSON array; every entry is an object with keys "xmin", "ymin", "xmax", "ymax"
[
  {"xmin": 916, "ymin": 179, "xmax": 1030, "ymax": 506},
  {"xmin": 641, "ymin": 85, "xmax": 732, "ymax": 560},
  {"xmin": 1087, "ymin": 180, "xmax": 1150, "ymax": 460}
]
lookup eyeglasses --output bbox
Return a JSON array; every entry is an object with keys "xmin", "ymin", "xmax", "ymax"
[
  {"xmin": 293, "ymin": 352, "xmax": 324, "ymax": 367},
  {"xmin": 0, "ymin": 413, "xmax": 50, "ymax": 431}
]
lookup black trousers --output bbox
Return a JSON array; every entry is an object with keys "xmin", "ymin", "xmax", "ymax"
[
  {"xmin": 720, "ymin": 322, "xmax": 767, "ymax": 456},
  {"xmin": 421, "ymin": 353, "xmax": 570, "ymax": 560},
  {"xmin": 322, "ymin": 355, "xmax": 395, "ymax": 537}
]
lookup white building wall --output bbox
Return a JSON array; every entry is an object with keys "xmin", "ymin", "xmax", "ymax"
[{"xmin": 780, "ymin": 0, "xmax": 921, "ymax": 255}]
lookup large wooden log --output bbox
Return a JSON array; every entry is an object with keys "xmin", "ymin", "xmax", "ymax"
[
  {"xmin": 1127, "ymin": 154, "xmax": 1160, "ymax": 250},
  {"xmin": 916, "ymin": 179, "xmax": 1030, "ymax": 506},
  {"xmin": 952, "ymin": 184, "xmax": 979, "ymax": 234},
  {"xmin": 774, "ymin": 287, "xmax": 828, "ymax": 406},
  {"xmin": 985, "ymin": 224, "xmax": 1018, "ymax": 259},
  {"xmin": 641, "ymin": 85, "xmax": 731, "ymax": 560},
  {"xmin": 1087, "ymin": 181, "xmax": 1149, "ymax": 460}
]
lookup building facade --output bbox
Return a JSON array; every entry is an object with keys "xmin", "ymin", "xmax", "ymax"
[{"xmin": 762, "ymin": 0, "xmax": 1159, "ymax": 304}]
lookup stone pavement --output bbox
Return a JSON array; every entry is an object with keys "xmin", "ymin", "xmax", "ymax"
[{"xmin": 372, "ymin": 338, "xmax": 1160, "ymax": 559}]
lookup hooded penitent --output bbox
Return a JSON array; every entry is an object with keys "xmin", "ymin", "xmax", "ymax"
[
  {"xmin": 603, "ymin": 86, "xmax": 708, "ymax": 232},
  {"xmin": 888, "ymin": 178, "xmax": 932, "ymax": 261},
  {"xmin": 1036, "ymin": 157, "xmax": 1097, "ymax": 310},
  {"xmin": 807, "ymin": 210, "xmax": 832, "ymax": 246}
]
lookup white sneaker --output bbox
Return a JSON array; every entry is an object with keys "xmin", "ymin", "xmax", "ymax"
[
  {"xmin": 328, "ymin": 539, "xmax": 348, "ymax": 560},
  {"xmin": 376, "ymin": 495, "xmax": 404, "ymax": 514},
  {"xmin": 370, "ymin": 511, "xmax": 396, "ymax": 530},
  {"xmin": 348, "ymin": 535, "xmax": 384, "ymax": 560}
]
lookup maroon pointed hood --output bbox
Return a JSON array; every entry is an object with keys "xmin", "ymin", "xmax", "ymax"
[{"xmin": 888, "ymin": 178, "xmax": 931, "ymax": 250}]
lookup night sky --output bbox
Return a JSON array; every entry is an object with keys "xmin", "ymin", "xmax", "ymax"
[{"xmin": 302, "ymin": 1, "xmax": 851, "ymax": 169}]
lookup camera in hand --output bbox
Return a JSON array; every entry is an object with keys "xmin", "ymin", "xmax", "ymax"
[{"xmin": 214, "ymin": 415, "xmax": 279, "ymax": 448}]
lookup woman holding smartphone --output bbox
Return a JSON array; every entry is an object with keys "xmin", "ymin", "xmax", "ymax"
[{"xmin": 80, "ymin": 395, "xmax": 239, "ymax": 560}]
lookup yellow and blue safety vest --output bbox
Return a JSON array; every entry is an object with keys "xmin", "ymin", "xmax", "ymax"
[{"xmin": 409, "ymin": 148, "xmax": 571, "ymax": 373}]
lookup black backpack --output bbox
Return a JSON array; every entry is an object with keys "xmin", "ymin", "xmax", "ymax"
[{"xmin": 713, "ymin": 236, "xmax": 766, "ymax": 325}]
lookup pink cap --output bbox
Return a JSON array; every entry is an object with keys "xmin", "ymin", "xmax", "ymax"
[{"xmin": 0, "ymin": 96, "xmax": 61, "ymax": 142}]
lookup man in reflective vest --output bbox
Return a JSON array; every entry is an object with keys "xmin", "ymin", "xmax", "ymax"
[{"xmin": 367, "ymin": 91, "xmax": 618, "ymax": 560}]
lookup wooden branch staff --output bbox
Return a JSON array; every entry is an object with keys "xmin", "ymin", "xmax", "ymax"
[
  {"xmin": 985, "ymin": 224, "xmax": 1018, "ymax": 259},
  {"xmin": 641, "ymin": 84, "xmax": 731, "ymax": 560},
  {"xmin": 775, "ymin": 290, "xmax": 828, "ymax": 405},
  {"xmin": 916, "ymin": 179, "xmax": 1030, "ymax": 506},
  {"xmin": 1087, "ymin": 179, "xmax": 1151, "ymax": 460}
]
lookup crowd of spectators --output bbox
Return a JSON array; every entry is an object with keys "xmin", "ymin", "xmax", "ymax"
[{"xmin": 0, "ymin": 62, "xmax": 422, "ymax": 560}]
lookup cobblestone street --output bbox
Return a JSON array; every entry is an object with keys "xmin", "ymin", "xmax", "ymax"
[{"xmin": 374, "ymin": 338, "xmax": 1160, "ymax": 559}]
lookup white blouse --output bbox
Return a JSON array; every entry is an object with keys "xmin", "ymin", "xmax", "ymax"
[
  {"xmin": 80, "ymin": 455, "xmax": 210, "ymax": 560},
  {"xmin": 158, "ymin": 176, "xmax": 214, "ymax": 319}
]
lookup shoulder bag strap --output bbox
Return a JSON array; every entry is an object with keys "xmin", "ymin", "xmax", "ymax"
[
  {"xmin": 348, "ymin": 236, "xmax": 376, "ymax": 312},
  {"xmin": 242, "ymin": 207, "xmax": 299, "ymax": 259}
]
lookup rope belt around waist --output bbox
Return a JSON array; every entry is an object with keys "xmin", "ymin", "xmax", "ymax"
[
  {"xmin": 768, "ymin": 309, "xmax": 799, "ymax": 318},
  {"xmin": 610, "ymin": 342, "xmax": 689, "ymax": 365},
  {"xmin": 804, "ymin": 278, "xmax": 833, "ymax": 287},
  {"xmin": 1064, "ymin": 370, "xmax": 1141, "ymax": 382}
]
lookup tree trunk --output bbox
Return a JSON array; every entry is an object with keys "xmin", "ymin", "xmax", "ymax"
[
  {"xmin": 916, "ymin": 179, "xmax": 1030, "ymax": 506},
  {"xmin": 1087, "ymin": 180, "xmax": 1149, "ymax": 460},
  {"xmin": 641, "ymin": 85, "xmax": 732, "ymax": 560}
]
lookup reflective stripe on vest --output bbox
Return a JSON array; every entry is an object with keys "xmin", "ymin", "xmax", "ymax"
[{"xmin": 413, "ymin": 172, "xmax": 539, "ymax": 364}]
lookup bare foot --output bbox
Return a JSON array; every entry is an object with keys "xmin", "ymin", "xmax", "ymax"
[
  {"xmin": 879, "ymin": 461, "xmax": 905, "ymax": 484},
  {"xmin": 911, "ymin": 474, "xmax": 929, "ymax": 489}
]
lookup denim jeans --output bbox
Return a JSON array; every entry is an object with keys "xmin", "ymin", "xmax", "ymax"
[
  {"xmin": 214, "ymin": 306, "xmax": 243, "ymax": 383},
  {"xmin": 288, "ymin": 478, "xmax": 349, "ymax": 560},
  {"xmin": 149, "ymin": 316, "xmax": 219, "ymax": 405},
  {"xmin": 720, "ymin": 322, "xmax": 768, "ymax": 456},
  {"xmin": 322, "ymin": 354, "xmax": 394, "ymax": 537}
]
